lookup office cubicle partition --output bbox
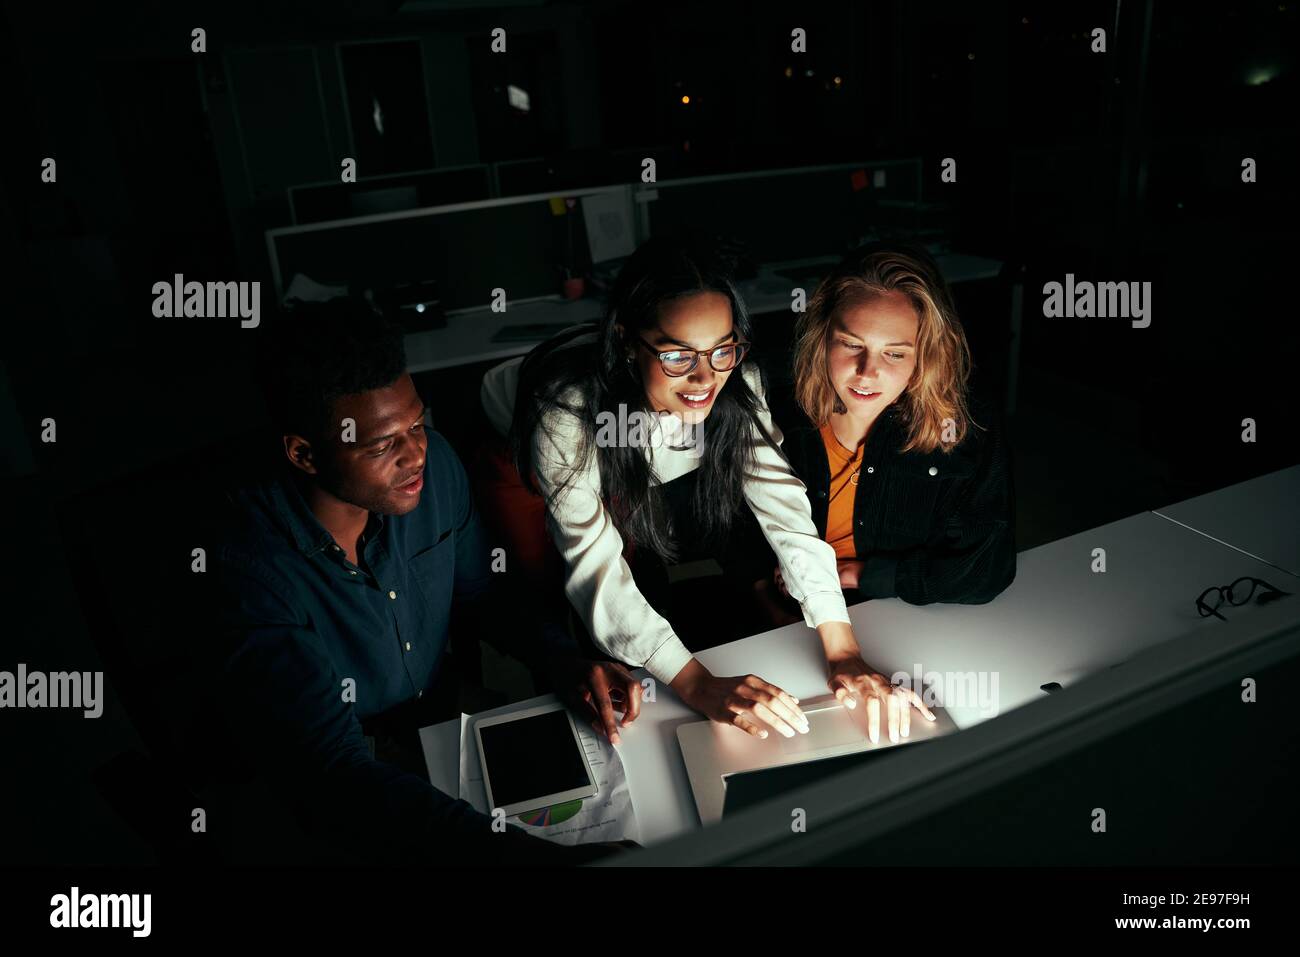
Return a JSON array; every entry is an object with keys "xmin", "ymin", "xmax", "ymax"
[
  {"xmin": 634, "ymin": 159, "xmax": 923, "ymax": 268},
  {"xmin": 266, "ymin": 184, "xmax": 636, "ymax": 310},
  {"xmin": 287, "ymin": 164, "xmax": 492, "ymax": 225},
  {"xmin": 267, "ymin": 158, "xmax": 923, "ymax": 312},
  {"xmin": 495, "ymin": 148, "xmax": 668, "ymax": 197}
]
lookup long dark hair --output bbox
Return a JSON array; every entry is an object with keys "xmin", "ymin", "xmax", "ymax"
[{"xmin": 511, "ymin": 236, "xmax": 779, "ymax": 562}]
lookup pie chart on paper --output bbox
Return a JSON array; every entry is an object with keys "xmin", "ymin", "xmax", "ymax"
[{"xmin": 515, "ymin": 799, "xmax": 583, "ymax": 827}]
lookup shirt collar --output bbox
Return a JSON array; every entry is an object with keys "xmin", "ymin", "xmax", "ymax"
[{"xmin": 268, "ymin": 466, "xmax": 350, "ymax": 558}]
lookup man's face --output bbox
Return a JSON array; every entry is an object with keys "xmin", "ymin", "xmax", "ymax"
[{"xmin": 300, "ymin": 373, "xmax": 429, "ymax": 516}]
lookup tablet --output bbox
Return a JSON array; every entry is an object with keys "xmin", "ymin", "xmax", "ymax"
[{"xmin": 474, "ymin": 702, "xmax": 599, "ymax": 817}]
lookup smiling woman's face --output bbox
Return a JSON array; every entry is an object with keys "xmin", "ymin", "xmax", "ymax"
[
  {"xmin": 625, "ymin": 291, "xmax": 738, "ymax": 425},
  {"xmin": 827, "ymin": 289, "xmax": 920, "ymax": 419}
]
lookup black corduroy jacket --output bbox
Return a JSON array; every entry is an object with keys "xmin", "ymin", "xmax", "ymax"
[{"xmin": 771, "ymin": 396, "xmax": 1017, "ymax": 605}]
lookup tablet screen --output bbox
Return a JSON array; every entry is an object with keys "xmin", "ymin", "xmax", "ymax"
[{"xmin": 479, "ymin": 709, "xmax": 592, "ymax": 809}]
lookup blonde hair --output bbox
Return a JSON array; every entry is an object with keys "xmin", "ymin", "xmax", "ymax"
[{"xmin": 792, "ymin": 247, "xmax": 973, "ymax": 454}]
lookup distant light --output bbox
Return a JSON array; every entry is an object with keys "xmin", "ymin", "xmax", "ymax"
[
  {"xmin": 507, "ymin": 84, "xmax": 531, "ymax": 111},
  {"xmin": 784, "ymin": 66, "xmax": 793, "ymax": 78},
  {"xmin": 968, "ymin": 52, "xmax": 976, "ymax": 60},
  {"xmin": 415, "ymin": 302, "xmax": 426, "ymax": 313},
  {"xmin": 1245, "ymin": 66, "xmax": 1277, "ymax": 86},
  {"xmin": 833, "ymin": 75, "xmax": 843, "ymax": 86},
  {"xmin": 681, "ymin": 94, "xmax": 690, "ymax": 105},
  {"xmin": 805, "ymin": 68, "xmax": 814, "ymax": 77},
  {"xmin": 1022, "ymin": 16, "xmax": 1029, "ymax": 24}
]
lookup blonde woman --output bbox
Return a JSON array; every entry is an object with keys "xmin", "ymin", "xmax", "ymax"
[{"xmin": 769, "ymin": 243, "xmax": 1015, "ymax": 611}]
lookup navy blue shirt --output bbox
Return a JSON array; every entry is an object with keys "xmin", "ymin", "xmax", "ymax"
[{"xmin": 207, "ymin": 427, "xmax": 573, "ymax": 864}]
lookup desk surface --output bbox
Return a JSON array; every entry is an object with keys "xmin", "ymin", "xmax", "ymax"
[
  {"xmin": 405, "ymin": 297, "xmax": 605, "ymax": 374},
  {"xmin": 405, "ymin": 253, "xmax": 1004, "ymax": 374},
  {"xmin": 420, "ymin": 507, "xmax": 1293, "ymax": 846},
  {"xmin": 1155, "ymin": 465, "xmax": 1300, "ymax": 578}
]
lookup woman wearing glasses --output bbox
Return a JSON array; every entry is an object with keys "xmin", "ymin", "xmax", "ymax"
[
  {"xmin": 478, "ymin": 237, "xmax": 933, "ymax": 742},
  {"xmin": 764, "ymin": 243, "xmax": 1016, "ymax": 616}
]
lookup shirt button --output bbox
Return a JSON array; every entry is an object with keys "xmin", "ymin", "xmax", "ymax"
[
  {"xmin": 928, "ymin": 466, "xmax": 938, "ymax": 476},
  {"xmin": 405, "ymin": 642, "xmax": 412, "ymax": 652},
  {"xmin": 388, "ymin": 590, "xmax": 397, "ymax": 600}
]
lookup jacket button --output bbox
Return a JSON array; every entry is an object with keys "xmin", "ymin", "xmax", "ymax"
[
  {"xmin": 928, "ymin": 466, "xmax": 938, "ymax": 476},
  {"xmin": 818, "ymin": 490, "xmax": 827, "ymax": 498}
]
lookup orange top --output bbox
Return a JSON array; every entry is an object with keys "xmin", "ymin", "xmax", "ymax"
[{"xmin": 820, "ymin": 421, "xmax": 862, "ymax": 560}]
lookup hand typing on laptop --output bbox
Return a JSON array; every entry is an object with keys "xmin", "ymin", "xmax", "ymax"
[
  {"xmin": 670, "ymin": 659, "xmax": 811, "ymax": 739},
  {"xmin": 821, "ymin": 622, "xmax": 936, "ymax": 743}
]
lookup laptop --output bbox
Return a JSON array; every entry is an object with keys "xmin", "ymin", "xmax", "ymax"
[{"xmin": 677, "ymin": 693, "xmax": 958, "ymax": 825}]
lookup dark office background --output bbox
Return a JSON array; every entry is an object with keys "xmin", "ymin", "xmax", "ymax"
[{"xmin": 1, "ymin": 0, "xmax": 1297, "ymax": 864}]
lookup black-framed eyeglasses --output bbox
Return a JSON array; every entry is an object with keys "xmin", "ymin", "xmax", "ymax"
[
  {"xmin": 634, "ymin": 337, "xmax": 750, "ymax": 377},
  {"xmin": 1196, "ymin": 576, "xmax": 1291, "ymax": 620}
]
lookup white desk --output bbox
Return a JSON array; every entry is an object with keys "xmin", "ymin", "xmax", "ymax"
[
  {"xmin": 420, "ymin": 508, "xmax": 1295, "ymax": 846},
  {"xmin": 1154, "ymin": 465, "xmax": 1300, "ymax": 579},
  {"xmin": 404, "ymin": 297, "xmax": 605, "ymax": 374},
  {"xmin": 404, "ymin": 253, "xmax": 1005, "ymax": 374}
]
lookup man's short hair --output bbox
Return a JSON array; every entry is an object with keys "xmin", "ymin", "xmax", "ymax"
[{"xmin": 256, "ymin": 297, "xmax": 407, "ymax": 442}]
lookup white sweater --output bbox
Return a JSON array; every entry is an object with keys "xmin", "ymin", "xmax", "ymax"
[{"xmin": 480, "ymin": 340, "xmax": 850, "ymax": 684}]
